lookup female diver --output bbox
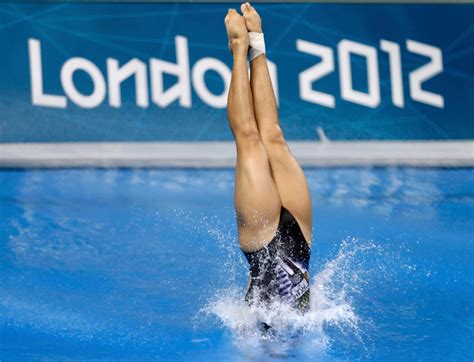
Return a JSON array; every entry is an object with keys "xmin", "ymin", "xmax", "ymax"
[{"xmin": 224, "ymin": 3, "xmax": 313, "ymax": 316}]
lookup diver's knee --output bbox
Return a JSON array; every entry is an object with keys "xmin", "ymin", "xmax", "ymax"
[
  {"xmin": 235, "ymin": 124, "xmax": 263, "ymax": 148},
  {"xmin": 261, "ymin": 125, "xmax": 286, "ymax": 147}
]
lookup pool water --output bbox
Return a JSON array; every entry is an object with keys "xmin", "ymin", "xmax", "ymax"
[{"xmin": 0, "ymin": 168, "xmax": 473, "ymax": 360}]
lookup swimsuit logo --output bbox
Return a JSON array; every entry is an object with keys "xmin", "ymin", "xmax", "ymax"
[{"xmin": 277, "ymin": 255, "xmax": 310, "ymax": 303}]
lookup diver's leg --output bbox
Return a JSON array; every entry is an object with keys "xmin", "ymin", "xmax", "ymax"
[
  {"xmin": 241, "ymin": 3, "xmax": 312, "ymax": 244},
  {"xmin": 225, "ymin": 9, "xmax": 281, "ymax": 252}
]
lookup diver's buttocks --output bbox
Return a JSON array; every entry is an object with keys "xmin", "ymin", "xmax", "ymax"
[{"xmin": 225, "ymin": 1, "xmax": 313, "ymax": 327}]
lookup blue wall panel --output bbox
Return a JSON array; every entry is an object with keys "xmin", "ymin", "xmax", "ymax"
[{"xmin": 0, "ymin": 3, "xmax": 472, "ymax": 141}]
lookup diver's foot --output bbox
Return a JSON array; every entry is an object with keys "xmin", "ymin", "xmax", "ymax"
[
  {"xmin": 240, "ymin": 2, "xmax": 262, "ymax": 33},
  {"xmin": 224, "ymin": 9, "xmax": 249, "ymax": 53}
]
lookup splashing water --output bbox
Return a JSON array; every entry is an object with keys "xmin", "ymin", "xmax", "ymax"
[{"xmin": 201, "ymin": 238, "xmax": 381, "ymax": 360}]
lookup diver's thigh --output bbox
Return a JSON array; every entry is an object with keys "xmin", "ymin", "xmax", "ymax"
[
  {"xmin": 266, "ymin": 145, "xmax": 312, "ymax": 245},
  {"xmin": 234, "ymin": 140, "xmax": 281, "ymax": 252}
]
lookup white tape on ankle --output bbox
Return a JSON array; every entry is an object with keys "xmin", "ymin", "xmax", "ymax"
[{"xmin": 248, "ymin": 32, "xmax": 266, "ymax": 61}]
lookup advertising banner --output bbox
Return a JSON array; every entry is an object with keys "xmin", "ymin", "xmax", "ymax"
[{"xmin": 0, "ymin": 3, "xmax": 472, "ymax": 141}]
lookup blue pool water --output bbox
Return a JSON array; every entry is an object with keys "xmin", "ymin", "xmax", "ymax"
[{"xmin": 0, "ymin": 168, "xmax": 473, "ymax": 360}]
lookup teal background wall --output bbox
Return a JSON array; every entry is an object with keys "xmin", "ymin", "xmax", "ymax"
[{"xmin": 0, "ymin": 3, "xmax": 472, "ymax": 142}]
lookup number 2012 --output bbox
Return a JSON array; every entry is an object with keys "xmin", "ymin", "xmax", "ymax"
[{"xmin": 297, "ymin": 39, "xmax": 444, "ymax": 109}]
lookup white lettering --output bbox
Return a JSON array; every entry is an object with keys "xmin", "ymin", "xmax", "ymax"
[
  {"xmin": 107, "ymin": 58, "xmax": 148, "ymax": 108},
  {"xmin": 297, "ymin": 39, "xmax": 335, "ymax": 108},
  {"xmin": 61, "ymin": 57, "xmax": 106, "ymax": 109},
  {"xmin": 407, "ymin": 40, "xmax": 444, "ymax": 108},
  {"xmin": 380, "ymin": 39, "xmax": 404, "ymax": 108},
  {"xmin": 192, "ymin": 57, "xmax": 231, "ymax": 108},
  {"xmin": 338, "ymin": 39, "xmax": 380, "ymax": 108},
  {"xmin": 150, "ymin": 35, "xmax": 191, "ymax": 108},
  {"xmin": 28, "ymin": 38, "xmax": 67, "ymax": 108}
]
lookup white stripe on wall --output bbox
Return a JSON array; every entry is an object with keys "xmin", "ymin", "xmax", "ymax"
[{"xmin": 0, "ymin": 141, "xmax": 473, "ymax": 168}]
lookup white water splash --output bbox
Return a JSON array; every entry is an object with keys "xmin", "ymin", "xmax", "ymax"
[{"xmin": 202, "ymin": 238, "xmax": 380, "ymax": 359}]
